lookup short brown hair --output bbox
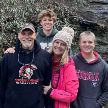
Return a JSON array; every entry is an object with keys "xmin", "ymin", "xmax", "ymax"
[{"xmin": 38, "ymin": 9, "xmax": 57, "ymax": 23}]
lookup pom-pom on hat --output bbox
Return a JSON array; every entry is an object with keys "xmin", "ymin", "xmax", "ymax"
[
  {"xmin": 52, "ymin": 28, "xmax": 74, "ymax": 49},
  {"xmin": 62, "ymin": 26, "xmax": 74, "ymax": 39}
]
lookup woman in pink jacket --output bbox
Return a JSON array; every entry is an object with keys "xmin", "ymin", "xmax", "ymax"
[{"xmin": 43, "ymin": 28, "xmax": 79, "ymax": 108}]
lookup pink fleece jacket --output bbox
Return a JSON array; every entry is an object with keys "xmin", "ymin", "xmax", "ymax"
[{"xmin": 50, "ymin": 59, "xmax": 79, "ymax": 108}]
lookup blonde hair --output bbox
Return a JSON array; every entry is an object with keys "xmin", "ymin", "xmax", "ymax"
[
  {"xmin": 60, "ymin": 49, "xmax": 69, "ymax": 64},
  {"xmin": 38, "ymin": 9, "xmax": 57, "ymax": 23},
  {"xmin": 80, "ymin": 31, "xmax": 96, "ymax": 42},
  {"xmin": 48, "ymin": 46, "xmax": 69, "ymax": 65}
]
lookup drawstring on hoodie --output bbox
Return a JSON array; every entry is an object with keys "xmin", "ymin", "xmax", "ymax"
[{"xmin": 18, "ymin": 49, "xmax": 34, "ymax": 66}]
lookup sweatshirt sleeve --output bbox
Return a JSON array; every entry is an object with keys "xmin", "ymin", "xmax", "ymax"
[
  {"xmin": 96, "ymin": 63, "xmax": 108, "ymax": 107},
  {"xmin": 50, "ymin": 60, "xmax": 79, "ymax": 103},
  {"xmin": 0, "ymin": 55, "xmax": 8, "ymax": 108},
  {"xmin": 43, "ymin": 53, "xmax": 52, "ymax": 86}
]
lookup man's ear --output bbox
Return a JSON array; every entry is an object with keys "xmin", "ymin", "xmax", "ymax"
[
  {"xmin": 18, "ymin": 33, "xmax": 21, "ymax": 40},
  {"xmin": 32, "ymin": 33, "xmax": 36, "ymax": 40}
]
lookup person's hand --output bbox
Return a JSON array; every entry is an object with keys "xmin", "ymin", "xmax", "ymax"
[
  {"xmin": 43, "ymin": 83, "xmax": 51, "ymax": 95},
  {"xmin": 4, "ymin": 47, "xmax": 15, "ymax": 54}
]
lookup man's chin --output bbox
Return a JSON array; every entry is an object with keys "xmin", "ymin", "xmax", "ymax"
[{"xmin": 22, "ymin": 45, "xmax": 33, "ymax": 50}]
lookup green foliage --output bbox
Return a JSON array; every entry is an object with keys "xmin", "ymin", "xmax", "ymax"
[{"xmin": 0, "ymin": 0, "xmax": 87, "ymax": 59}]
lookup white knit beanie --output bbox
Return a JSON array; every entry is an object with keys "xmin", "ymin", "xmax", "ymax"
[
  {"xmin": 52, "ymin": 30, "xmax": 74, "ymax": 49},
  {"xmin": 62, "ymin": 26, "xmax": 74, "ymax": 38}
]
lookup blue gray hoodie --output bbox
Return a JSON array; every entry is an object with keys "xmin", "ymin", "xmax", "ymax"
[{"xmin": 71, "ymin": 52, "xmax": 108, "ymax": 108}]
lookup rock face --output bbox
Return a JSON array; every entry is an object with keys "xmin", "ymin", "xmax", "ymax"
[
  {"xmin": 90, "ymin": 0, "xmax": 108, "ymax": 4},
  {"xmin": 79, "ymin": 0, "xmax": 108, "ymax": 27}
]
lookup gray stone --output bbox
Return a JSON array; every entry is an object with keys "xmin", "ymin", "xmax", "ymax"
[{"xmin": 90, "ymin": 0, "xmax": 108, "ymax": 4}]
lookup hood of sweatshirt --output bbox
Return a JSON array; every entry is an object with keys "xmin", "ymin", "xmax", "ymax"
[
  {"xmin": 37, "ymin": 26, "xmax": 58, "ymax": 38},
  {"xmin": 75, "ymin": 51, "xmax": 102, "ymax": 65}
]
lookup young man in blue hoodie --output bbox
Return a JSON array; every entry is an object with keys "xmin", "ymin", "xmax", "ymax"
[
  {"xmin": 0, "ymin": 23, "xmax": 52, "ymax": 108},
  {"xmin": 70, "ymin": 31, "xmax": 108, "ymax": 108}
]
